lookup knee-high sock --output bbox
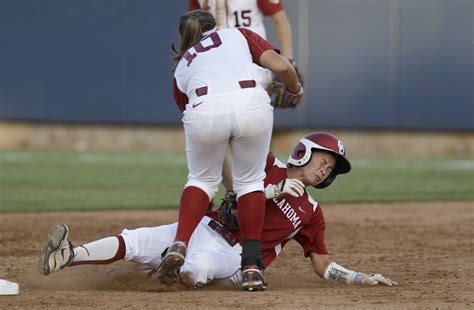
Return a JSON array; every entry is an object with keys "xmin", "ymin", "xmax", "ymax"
[
  {"xmin": 237, "ymin": 191, "xmax": 265, "ymax": 241},
  {"xmin": 69, "ymin": 235, "xmax": 125, "ymax": 266},
  {"xmin": 175, "ymin": 186, "xmax": 210, "ymax": 244}
]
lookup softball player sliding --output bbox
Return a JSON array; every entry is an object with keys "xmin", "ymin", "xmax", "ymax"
[{"xmin": 39, "ymin": 132, "xmax": 398, "ymax": 290}]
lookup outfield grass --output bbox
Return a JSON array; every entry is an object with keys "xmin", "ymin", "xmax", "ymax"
[{"xmin": 0, "ymin": 149, "xmax": 473, "ymax": 212}]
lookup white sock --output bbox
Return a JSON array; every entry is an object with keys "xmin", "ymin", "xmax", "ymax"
[{"xmin": 72, "ymin": 236, "xmax": 121, "ymax": 264}]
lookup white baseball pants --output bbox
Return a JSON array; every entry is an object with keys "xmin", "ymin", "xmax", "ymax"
[
  {"xmin": 121, "ymin": 216, "xmax": 243, "ymax": 286},
  {"xmin": 182, "ymin": 87, "xmax": 273, "ymax": 199}
]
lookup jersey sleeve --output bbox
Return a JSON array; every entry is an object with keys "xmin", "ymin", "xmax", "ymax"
[
  {"xmin": 264, "ymin": 153, "xmax": 275, "ymax": 175},
  {"xmin": 188, "ymin": 0, "xmax": 201, "ymax": 10},
  {"xmin": 237, "ymin": 28, "xmax": 280, "ymax": 66},
  {"xmin": 293, "ymin": 203, "xmax": 328, "ymax": 257},
  {"xmin": 257, "ymin": 0, "xmax": 284, "ymax": 16},
  {"xmin": 173, "ymin": 78, "xmax": 188, "ymax": 112}
]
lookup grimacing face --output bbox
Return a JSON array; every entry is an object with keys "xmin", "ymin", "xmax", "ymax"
[{"xmin": 298, "ymin": 150, "xmax": 337, "ymax": 186}]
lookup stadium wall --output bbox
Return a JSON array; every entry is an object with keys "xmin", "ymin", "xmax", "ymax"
[{"xmin": 0, "ymin": 0, "xmax": 472, "ymax": 131}]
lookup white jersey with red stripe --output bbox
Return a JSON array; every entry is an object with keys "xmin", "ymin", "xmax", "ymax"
[
  {"xmin": 175, "ymin": 29, "xmax": 257, "ymax": 103},
  {"xmin": 188, "ymin": 0, "xmax": 284, "ymax": 88},
  {"xmin": 174, "ymin": 27, "xmax": 276, "ymax": 107},
  {"xmin": 189, "ymin": 0, "xmax": 284, "ymax": 39}
]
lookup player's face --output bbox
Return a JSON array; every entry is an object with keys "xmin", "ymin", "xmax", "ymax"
[{"xmin": 300, "ymin": 151, "xmax": 337, "ymax": 186}]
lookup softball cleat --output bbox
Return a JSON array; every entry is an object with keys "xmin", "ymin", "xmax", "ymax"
[{"xmin": 39, "ymin": 224, "xmax": 74, "ymax": 275}]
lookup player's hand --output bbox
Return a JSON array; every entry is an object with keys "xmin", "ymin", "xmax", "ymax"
[
  {"xmin": 285, "ymin": 83, "xmax": 304, "ymax": 105},
  {"xmin": 281, "ymin": 178, "xmax": 305, "ymax": 197},
  {"xmin": 359, "ymin": 273, "xmax": 399, "ymax": 286},
  {"xmin": 265, "ymin": 178, "xmax": 305, "ymax": 199},
  {"xmin": 271, "ymin": 82, "xmax": 304, "ymax": 106}
]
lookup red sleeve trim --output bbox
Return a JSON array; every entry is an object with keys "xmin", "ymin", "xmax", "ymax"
[
  {"xmin": 188, "ymin": 0, "xmax": 201, "ymax": 11},
  {"xmin": 173, "ymin": 78, "xmax": 188, "ymax": 112},
  {"xmin": 237, "ymin": 28, "xmax": 279, "ymax": 65},
  {"xmin": 257, "ymin": 0, "xmax": 284, "ymax": 16},
  {"xmin": 264, "ymin": 153, "xmax": 275, "ymax": 175}
]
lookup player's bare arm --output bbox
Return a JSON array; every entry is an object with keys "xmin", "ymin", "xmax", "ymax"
[
  {"xmin": 259, "ymin": 50, "xmax": 298, "ymax": 91},
  {"xmin": 309, "ymin": 252, "xmax": 399, "ymax": 286},
  {"xmin": 259, "ymin": 50, "xmax": 303, "ymax": 105},
  {"xmin": 270, "ymin": 10, "xmax": 294, "ymax": 60}
]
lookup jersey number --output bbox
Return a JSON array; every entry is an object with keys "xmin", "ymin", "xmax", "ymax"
[
  {"xmin": 183, "ymin": 32, "xmax": 222, "ymax": 67},
  {"xmin": 233, "ymin": 10, "xmax": 252, "ymax": 27}
]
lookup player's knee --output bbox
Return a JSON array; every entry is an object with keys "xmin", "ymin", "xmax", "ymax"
[
  {"xmin": 180, "ymin": 265, "xmax": 208, "ymax": 287},
  {"xmin": 184, "ymin": 180, "xmax": 219, "ymax": 200},
  {"xmin": 233, "ymin": 181, "xmax": 264, "ymax": 198}
]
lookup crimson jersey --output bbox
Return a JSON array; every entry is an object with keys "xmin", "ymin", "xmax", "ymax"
[
  {"xmin": 208, "ymin": 153, "xmax": 328, "ymax": 268},
  {"xmin": 172, "ymin": 28, "xmax": 277, "ymax": 112},
  {"xmin": 188, "ymin": 0, "xmax": 284, "ymax": 39},
  {"xmin": 260, "ymin": 153, "xmax": 328, "ymax": 267}
]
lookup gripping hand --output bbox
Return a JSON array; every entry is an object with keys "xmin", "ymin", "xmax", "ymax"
[{"xmin": 264, "ymin": 179, "xmax": 305, "ymax": 199}]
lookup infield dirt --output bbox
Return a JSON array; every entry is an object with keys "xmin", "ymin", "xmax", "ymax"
[{"xmin": 1, "ymin": 201, "xmax": 473, "ymax": 309}]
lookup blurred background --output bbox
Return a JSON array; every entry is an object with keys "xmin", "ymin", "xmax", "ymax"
[{"xmin": 0, "ymin": 0, "xmax": 473, "ymax": 212}]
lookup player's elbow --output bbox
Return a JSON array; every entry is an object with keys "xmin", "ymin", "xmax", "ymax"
[
  {"xmin": 259, "ymin": 50, "xmax": 292, "ymax": 74},
  {"xmin": 272, "ymin": 62, "xmax": 293, "ymax": 76}
]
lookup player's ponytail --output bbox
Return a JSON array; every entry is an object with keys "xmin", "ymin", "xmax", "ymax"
[{"xmin": 172, "ymin": 10, "xmax": 216, "ymax": 68}]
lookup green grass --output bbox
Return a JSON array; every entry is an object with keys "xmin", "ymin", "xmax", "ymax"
[{"xmin": 0, "ymin": 150, "xmax": 473, "ymax": 212}]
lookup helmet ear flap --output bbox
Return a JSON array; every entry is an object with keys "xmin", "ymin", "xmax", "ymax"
[
  {"xmin": 314, "ymin": 173, "xmax": 336, "ymax": 189},
  {"xmin": 288, "ymin": 141, "xmax": 312, "ymax": 166}
]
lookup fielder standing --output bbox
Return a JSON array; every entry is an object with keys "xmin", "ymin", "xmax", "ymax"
[
  {"xmin": 188, "ymin": 1, "xmax": 299, "ymax": 195},
  {"xmin": 162, "ymin": 10, "xmax": 303, "ymax": 291}
]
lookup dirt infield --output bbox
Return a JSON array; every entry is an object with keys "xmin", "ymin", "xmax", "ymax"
[{"xmin": 1, "ymin": 201, "xmax": 473, "ymax": 309}]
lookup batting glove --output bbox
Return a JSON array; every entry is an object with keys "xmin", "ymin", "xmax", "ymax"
[
  {"xmin": 264, "ymin": 179, "xmax": 305, "ymax": 199},
  {"xmin": 359, "ymin": 273, "xmax": 399, "ymax": 286}
]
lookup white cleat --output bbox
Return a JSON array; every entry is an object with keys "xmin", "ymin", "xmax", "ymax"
[{"xmin": 39, "ymin": 224, "xmax": 74, "ymax": 275}]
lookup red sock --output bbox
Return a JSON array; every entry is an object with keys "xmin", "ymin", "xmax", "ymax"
[
  {"xmin": 175, "ymin": 186, "xmax": 210, "ymax": 244},
  {"xmin": 237, "ymin": 191, "xmax": 265, "ymax": 240}
]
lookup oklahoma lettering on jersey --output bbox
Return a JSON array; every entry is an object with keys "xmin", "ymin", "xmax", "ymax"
[
  {"xmin": 205, "ymin": 153, "xmax": 328, "ymax": 269},
  {"xmin": 173, "ymin": 28, "xmax": 277, "ymax": 111},
  {"xmin": 260, "ymin": 153, "xmax": 328, "ymax": 268},
  {"xmin": 188, "ymin": 0, "xmax": 284, "ymax": 39}
]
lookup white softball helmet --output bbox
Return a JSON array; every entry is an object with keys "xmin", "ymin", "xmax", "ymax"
[{"xmin": 288, "ymin": 132, "xmax": 351, "ymax": 188}]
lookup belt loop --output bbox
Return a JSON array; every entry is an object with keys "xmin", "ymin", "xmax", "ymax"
[
  {"xmin": 238, "ymin": 80, "xmax": 256, "ymax": 89},
  {"xmin": 195, "ymin": 86, "xmax": 208, "ymax": 97}
]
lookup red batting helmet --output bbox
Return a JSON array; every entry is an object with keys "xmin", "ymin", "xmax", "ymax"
[{"xmin": 288, "ymin": 132, "xmax": 351, "ymax": 189}]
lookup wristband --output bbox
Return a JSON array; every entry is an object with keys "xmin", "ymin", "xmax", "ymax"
[
  {"xmin": 286, "ymin": 83, "xmax": 303, "ymax": 96},
  {"xmin": 323, "ymin": 262, "xmax": 359, "ymax": 285}
]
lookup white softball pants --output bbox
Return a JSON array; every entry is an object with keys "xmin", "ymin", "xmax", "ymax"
[
  {"xmin": 183, "ymin": 87, "xmax": 273, "ymax": 199},
  {"xmin": 121, "ymin": 216, "xmax": 243, "ymax": 286}
]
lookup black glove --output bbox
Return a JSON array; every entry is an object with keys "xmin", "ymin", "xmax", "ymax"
[{"xmin": 218, "ymin": 191, "xmax": 239, "ymax": 231}]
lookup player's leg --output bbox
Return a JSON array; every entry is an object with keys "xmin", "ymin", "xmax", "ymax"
[
  {"xmin": 39, "ymin": 223, "xmax": 177, "ymax": 276},
  {"xmin": 221, "ymin": 152, "xmax": 234, "ymax": 192},
  {"xmin": 39, "ymin": 224, "xmax": 126, "ymax": 276},
  {"xmin": 179, "ymin": 217, "xmax": 242, "ymax": 287},
  {"xmin": 158, "ymin": 109, "xmax": 230, "ymax": 282},
  {"xmin": 207, "ymin": 149, "xmax": 233, "ymax": 211},
  {"xmin": 230, "ymin": 96, "xmax": 273, "ymax": 291}
]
